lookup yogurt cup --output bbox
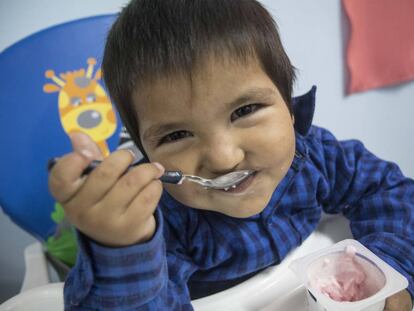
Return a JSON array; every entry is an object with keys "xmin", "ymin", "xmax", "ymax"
[{"xmin": 289, "ymin": 239, "xmax": 408, "ymax": 311}]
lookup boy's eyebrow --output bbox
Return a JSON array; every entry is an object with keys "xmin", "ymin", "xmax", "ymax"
[
  {"xmin": 225, "ymin": 87, "xmax": 276, "ymax": 110},
  {"xmin": 143, "ymin": 122, "xmax": 188, "ymax": 141},
  {"xmin": 142, "ymin": 87, "xmax": 276, "ymax": 141}
]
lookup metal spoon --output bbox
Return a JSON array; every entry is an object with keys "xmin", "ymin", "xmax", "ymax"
[
  {"xmin": 48, "ymin": 158, "xmax": 254, "ymax": 190},
  {"xmin": 163, "ymin": 170, "xmax": 254, "ymax": 190}
]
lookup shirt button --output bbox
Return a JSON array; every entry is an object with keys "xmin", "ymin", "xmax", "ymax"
[{"xmin": 71, "ymin": 299, "xmax": 80, "ymax": 306}]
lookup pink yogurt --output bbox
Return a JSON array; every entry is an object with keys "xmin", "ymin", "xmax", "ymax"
[{"xmin": 308, "ymin": 246, "xmax": 386, "ymax": 302}]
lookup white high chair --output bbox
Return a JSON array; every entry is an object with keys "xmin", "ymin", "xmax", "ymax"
[{"xmin": 1, "ymin": 213, "xmax": 355, "ymax": 311}]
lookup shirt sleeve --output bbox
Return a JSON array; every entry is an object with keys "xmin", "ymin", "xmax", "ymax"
[
  {"xmin": 63, "ymin": 208, "xmax": 195, "ymax": 310},
  {"xmin": 309, "ymin": 126, "xmax": 414, "ymax": 300}
]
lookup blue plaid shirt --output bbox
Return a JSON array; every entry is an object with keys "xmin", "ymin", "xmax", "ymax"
[{"xmin": 64, "ymin": 88, "xmax": 414, "ymax": 310}]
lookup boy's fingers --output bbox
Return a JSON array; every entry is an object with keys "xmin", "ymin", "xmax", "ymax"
[
  {"xmin": 49, "ymin": 132, "xmax": 102, "ymax": 204},
  {"xmin": 69, "ymin": 132, "xmax": 103, "ymax": 161},
  {"xmin": 94, "ymin": 162, "xmax": 165, "ymax": 214},
  {"xmin": 67, "ymin": 149, "xmax": 137, "ymax": 208},
  {"xmin": 384, "ymin": 290, "xmax": 413, "ymax": 311},
  {"xmin": 48, "ymin": 152, "xmax": 94, "ymax": 203},
  {"xmin": 120, "ymin": 179, "xmax": 163, "ymax": 229}
]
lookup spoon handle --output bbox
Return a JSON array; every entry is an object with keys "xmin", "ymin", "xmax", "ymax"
[
  {"xmin": 159, "ymin": 171, "xmax": 183, "ymax": 184},
  {"xmin": 47, "ymin": 158, "xmax": 183, "ymax": 184}
]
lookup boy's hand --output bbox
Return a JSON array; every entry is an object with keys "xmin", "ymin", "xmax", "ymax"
[
  {"xmin": 48, "ymin": 132, "xmax": 164, "ymax": 247},
  {"xmin": 384, "ymin": 289, "xmax": 413, "ymax": 311}
]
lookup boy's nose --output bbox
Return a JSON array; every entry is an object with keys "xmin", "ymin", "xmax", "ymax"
[{"xmin": 200, "ymin": 133, "xmax": 244, "ymax": 174}]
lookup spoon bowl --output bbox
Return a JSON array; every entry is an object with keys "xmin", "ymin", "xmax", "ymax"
[{"xmin": 180, "ymin": 170, "xmax": 255, "ymax": 189}]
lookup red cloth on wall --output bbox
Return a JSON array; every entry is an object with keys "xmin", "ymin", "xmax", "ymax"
[{"xmin": 343, "ymin": 0, "xmax": 414, "ymax": 94}]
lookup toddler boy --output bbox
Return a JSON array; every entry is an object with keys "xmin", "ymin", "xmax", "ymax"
[{"xmin": 49, "ymin": 0, "xmax": 414, "ymax": 310}]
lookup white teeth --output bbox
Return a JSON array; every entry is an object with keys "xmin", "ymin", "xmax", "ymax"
[{"xmin": 222, "ymin": 185, "xmax": 237, "ymax": 191}]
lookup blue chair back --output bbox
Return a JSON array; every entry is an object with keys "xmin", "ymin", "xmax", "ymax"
[{"xmin": 0, "ymin": 15, "xmax": 122, "ymax": 241}]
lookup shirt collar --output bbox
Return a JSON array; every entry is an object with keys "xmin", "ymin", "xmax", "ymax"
[{"xmin": 292, "ymin": 85, "xmax": 316, "ymax": 137}]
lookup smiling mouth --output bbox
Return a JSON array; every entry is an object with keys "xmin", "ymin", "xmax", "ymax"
[{"xmin": 218, "ymin": 171, "xmax": 257, "ymax": 194}]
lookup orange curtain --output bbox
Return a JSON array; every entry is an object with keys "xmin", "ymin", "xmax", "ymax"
[{"xmin": 343, "ymin": 0, "xmax": 414, "ymax": 94}]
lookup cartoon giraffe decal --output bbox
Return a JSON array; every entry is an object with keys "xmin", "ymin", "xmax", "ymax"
[{"xmin": 43, "ymin": 58, "xmax": 117, "ymax": 157}]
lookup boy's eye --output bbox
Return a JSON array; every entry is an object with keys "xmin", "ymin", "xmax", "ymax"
[
  {"xmin": 159, "ymin": 130, "xmax": 193, "ymax": 145},
  {"xmin": 231, "ymin": 103, "xmax": 262, "ymax": 122}
]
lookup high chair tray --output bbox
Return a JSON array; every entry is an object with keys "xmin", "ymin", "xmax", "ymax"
[
  {"xmin": 1, "ymin": 215, "xmax": 356, "ymax": 311},
  {"xmin": 260, "ymin": 285, "xmax": 308, "ymax": 311},
  {"xmin": 0, "ymin": 282, "xmax": 309, "ymax": 311},
  {"xmin": 0, "ymin": 283, "xmax": 64, "ymax": 311}
]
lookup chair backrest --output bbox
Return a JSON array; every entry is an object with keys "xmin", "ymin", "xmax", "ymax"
[{"xmin": 0, "ymin": 15, "xmax": 122, "ymax": 241}]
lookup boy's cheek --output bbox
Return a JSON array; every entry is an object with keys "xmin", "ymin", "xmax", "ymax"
[
  {"xmin": 150, "ymin": 146, "xmax": 198, "ymax": 173},
  {"xmin": 260, "ymin": 133, "xmax": 295, "ymax": 174}
]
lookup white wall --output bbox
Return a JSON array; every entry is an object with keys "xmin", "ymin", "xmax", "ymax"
[
  {"xmin": 263, "ymin": 0, "xmax": 414, "ymax": 178},
  {"xmin": 1, "ymin": 0, "xmax": 413, "ymax": 303}
]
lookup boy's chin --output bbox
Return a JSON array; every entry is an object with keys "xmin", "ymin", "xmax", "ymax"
[
  {"xmin": 218, "ymin": 205, "xmax": 267, "ymax": 218},
  {"xmin": 176, "ymin": 193, "xmax": 269, "ymax": 218},
  {"xmin": 207, "ymin": 193, "xmax": 272, "ymax": 218}
]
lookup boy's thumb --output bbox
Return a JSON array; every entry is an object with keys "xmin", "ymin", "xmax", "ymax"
[{"xmin": 69, "ymin": 132, "xmax": 104, "ymax": 161}]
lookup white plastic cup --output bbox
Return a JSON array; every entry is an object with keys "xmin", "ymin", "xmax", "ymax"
[
  {"xmin": 306, "ymin": 289, "xmax": 385, "ymax": 311},
  {"xmin": 289, "ymin": 239, "xmax": 408, "ymax": 311}
]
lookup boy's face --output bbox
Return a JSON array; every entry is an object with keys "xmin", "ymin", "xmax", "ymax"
[{"xmin": 133, "ymin": 56, "xmax": 295, "ymax": 218}]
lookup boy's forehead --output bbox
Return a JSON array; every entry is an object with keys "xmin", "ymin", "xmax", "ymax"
[
  {"xmin": 136, "ymin": 56, "xmax": 257, "ymax": 98},
  {"xmin": 132, "ymin": 73, "xmax": 194, "ymax": 120},
  {"xmin": 132, "ymin": 55, "xmax": 278, "ymax": 127}
]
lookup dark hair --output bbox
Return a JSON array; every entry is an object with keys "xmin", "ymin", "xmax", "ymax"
[{"xmin": 102, "ymin": 0, "xmax": 296, "ymax": 154}]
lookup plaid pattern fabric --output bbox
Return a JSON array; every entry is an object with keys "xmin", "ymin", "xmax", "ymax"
[{"xmin": 64, "ymin": 126, "xmax": 414, "ymax": 310}]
